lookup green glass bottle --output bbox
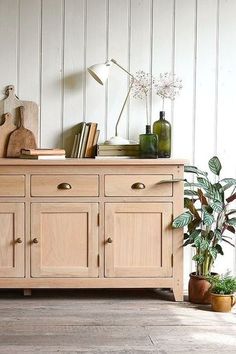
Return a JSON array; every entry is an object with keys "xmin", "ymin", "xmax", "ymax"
[
  {"xmin": 153, "ymin": 111, "xmax": 171, "ymax": 158},
  {"xmin": 139, "ymin": 125, "xmax": 158, "ymax": 159}
]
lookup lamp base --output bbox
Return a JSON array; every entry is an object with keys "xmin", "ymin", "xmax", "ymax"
[{"xmin": 104, "ymin": 136, "xmax": 132, "ymax": 145}]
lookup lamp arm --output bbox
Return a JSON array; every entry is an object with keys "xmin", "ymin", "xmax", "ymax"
[
  {"xmin": 110, "ymin": 59, "xmax": 134, "ymax": 79},
  {"xmin": 115, "ymin": 77, "xmax": 134, "ymax": 136}
]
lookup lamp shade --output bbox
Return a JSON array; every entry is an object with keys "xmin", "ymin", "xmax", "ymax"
[{"xmin": 87, "ymin": 63, "xmax": 110, "ymax": 85}]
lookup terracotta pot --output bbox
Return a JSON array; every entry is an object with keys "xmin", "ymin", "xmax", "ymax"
[
  {"xmin": 188, "ymin": 272, "xmax": 218, "ymax": 304},
  {"xmin": 211, "ymin": 293, "xmax": 236, "ymax": 312}
]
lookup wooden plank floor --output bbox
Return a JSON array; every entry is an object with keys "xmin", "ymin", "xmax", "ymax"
[{"xmin": 0, "ymin": 289, "xmax": 235, "ymax": 353}]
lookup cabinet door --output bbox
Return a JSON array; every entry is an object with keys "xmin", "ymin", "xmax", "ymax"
[
  {"xmin": 105, "ymin": 203, "xmax": 173, "ymax": 278},
  {"xmin": 31, "ymin": 203, "xmax": 98, "ymax": 277},
  {"xmin": 0, "ymin": 203, "xmax": 24, "ymax": 277}
]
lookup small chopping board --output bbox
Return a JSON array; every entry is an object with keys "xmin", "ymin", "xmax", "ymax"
[
  {"xmin": 0, "ymin": 113, "xmax": 17, "ymax": 157},
  {"xmin": 7, "ymin": 106, "xmax": 37, "ymax": 157},
  {"xmin": 0, "ymin": 85, "xmax": 39, "ymax": 144}
]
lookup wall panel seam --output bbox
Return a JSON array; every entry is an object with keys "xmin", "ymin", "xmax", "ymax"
[
  {"xmin": 215, "ymin": 0, "xmax": 220, "ymax": 157},
  {"xmin": 61, "ymin": 0, "xmax": 65, "ymax": 147},
  {"xmin": 17, "ymin": 0, "xmax": 20, "ymax": 96},
  {"xmin": 192, "ymin": 0, "xmax": 198, "ymax": 166},
  {"xmin": 83, "ymin": 0, "xmax": 87, "ymax": 123},
  {"xmin": 127, "ymin": 0, "xmax": 131, "ymax": 139}
]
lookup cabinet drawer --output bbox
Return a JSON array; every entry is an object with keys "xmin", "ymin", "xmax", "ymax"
[
  {"xmin": 0, "ymin": 175, "xmax": 25, "ymax": 196},
  {"xmin": 105, "ymin": 174, "xmax": 173, "ymax": 197},
  {"xmin": 31, "ymin": 175, "xmax": 99, "ymax": 197}
]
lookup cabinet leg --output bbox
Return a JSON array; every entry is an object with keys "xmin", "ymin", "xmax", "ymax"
[
  {"xmin": 23, "ymin": 289, "xmax": 32, "ymax": 296},
  {"xmin": 173, "ymin": 286, "xmax": 183, "ymax": 302}
]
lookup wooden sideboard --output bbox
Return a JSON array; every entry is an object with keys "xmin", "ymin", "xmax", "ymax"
[{"xmin": 0, "ymin": 158, "xmax": 185, "ymax": 301}]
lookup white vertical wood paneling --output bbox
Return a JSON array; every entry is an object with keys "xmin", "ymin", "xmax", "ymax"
[
  {"xmin": 129, "ymin": 0, "xmax": 152, "ymax": 141},
  {"xmin": 18, "ymin": 0, "xmax": 41, "ymax": 104},
  {"xmin": 152, "ymin": 0, "xmax": 174, "ymax": 124},
  {"xmin": 214, "ymin": 0, "xmax": 236, "ymax": 275},
  {"xmin": 194, "ymin": 0, "xmax": 218, "ymax": 170},
  {"xmin": 85, "ymin": 0, "xmax": 107, "ymax": 142},
  {"xmin": 63, "ymin": 0, "xmax": 85, "ymax": 155},
  {"xmin": 174, "ymin": 0, "xmax": 196, "ymax": 287},
  {"xmin": 41, "ymin": 0, "xmax": 64, "ymax": 147},
  {"xmin": 107, "ymin": 0, "xmax": 129, "ymax": 141},
  {"xmin": 0, "ymin": 0, "xmax": 18, "ymax": 99},
  {"xmin": 0, "ymin": 0, "xmax": 235, "ymax": 285}
]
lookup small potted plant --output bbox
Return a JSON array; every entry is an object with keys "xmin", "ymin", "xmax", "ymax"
[
  {"xmin": 172, "ymin": 156, "xmax": 236, "ymax": 304},
  {"xmin": 208, "ymin": 272, "xmax": 236, "ymax": 312}
]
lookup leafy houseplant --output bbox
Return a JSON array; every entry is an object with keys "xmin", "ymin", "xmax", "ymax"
[
  {"xmin": 207, "ymin": 273, "xmax": 236, "ymax": 312},
  {"xmin": 172, "ymin": 156, "xmax": 236, "ymax": 303},
  {"xmin": 208, "ymin": 272, "xmax": 236, "ymax": 295}
]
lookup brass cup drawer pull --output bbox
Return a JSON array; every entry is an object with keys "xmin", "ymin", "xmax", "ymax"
[
  {"xmin": 15, "ymin": 238, "xmax": 23, "ymax": 244},
  {"xmin": 131, "ymin": 182, "xmax": 145, "ymax": 190},
  {"xmin": 57, "ymin": 182, "xmax": 72, "ymax": 190},
  {"xmin": 32, "ymin": 238, "xmax": 39, "ymax": 244}
]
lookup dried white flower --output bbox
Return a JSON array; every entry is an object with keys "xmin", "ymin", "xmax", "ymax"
[
  {"xmin": 154, "ymin": 72, "xmax": 183, "ymax": 101},
  {"xmin": 131, "ymin": 70, "xmax": 154, "ymax": 100}
]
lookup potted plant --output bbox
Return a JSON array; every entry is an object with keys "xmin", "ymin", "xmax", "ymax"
[
  {"xmin": 208, "ymin": 272, "xmax": 236, "ymax": 312},
  {"xmin": 172, "ymin": 156, "xmax": 236, "ymax": 304}
]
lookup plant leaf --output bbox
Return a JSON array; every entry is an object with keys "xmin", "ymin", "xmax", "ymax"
[
  {"xmin": 210, "ymin": 200, "xmax": 224, "ymax": 213},
  {"xmin": 222, "ymin": 239, "xmax": 235, "ymax": 247},
  {"xmin": 220, "ymin": 178, "xmax": 236, "ymax": 186},
  {"xmin": 214, "ymin": 229, "xmax": 222, "ymax": 240},
  {"xmin": 187, "ymin": 218, "xmax": 202, "ymax": 233},
  {"xmin": 225, "ymin": 224, "xmax": 235, "ymax": 234},
  {"xmin": 197, "ymin": 177, "xmax": 213, "ymax": 195},
  {"xmin": 184, "ymin": 189, "xmax": 199, "ymax": 196},
  {"xmin": 203, "ymin": 209, "xmax": 214, "ymax": 226},
  {"xmin": 192, "ymin": 254, "xmax": 205, "ymax": 264},
  {"xmin": 197, "ymin": 189, "xmax": 208, "ymax": 206},
  {"xmin": 208, "ymin": 156, "xmax": 222, "ymax": 176},
  {"xmin": 189, "ymin": 229, "xmax": 202, "ymax": 241},
  {"xmin": 209, "ymin": 247, "xmax": 218, "ymax": 259},
  {"xmin": 227, "ymin": 218, "xmax": 236, "ymax": 226},
  {"xmin": 172, "ymin": 211, "xmax": 193, "ymax": 228},
  {"xmin": 226, "ymin": 192, "xmax": 236, "ymax": 203},
  {"xmin": 184, "ymin": 166, "xmax": 208, "ymax": 177},
  {"xmin": 184, "ymin": 198, "xmax": 201, "ymax": 219},
  {"xmin": 215, "ymin": 244, "xmax": 224, "ymax": 255},
  {"xmin": 227, "ymin": 209, "xmax": 236, "ymax": 216}
]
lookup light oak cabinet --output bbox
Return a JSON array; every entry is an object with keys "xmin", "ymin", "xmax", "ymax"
[{"xmin": 0, "ymin": 159, "xmax": 185, "ymax": 301}]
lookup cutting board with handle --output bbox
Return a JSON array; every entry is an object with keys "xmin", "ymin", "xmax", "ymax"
[
  {"xmin": 7, "ymin": 106, "xmax": 37, "ymax": 157},
  {"xmin": 0, "ymin": 85, "xmax": 39, "ymax": 144},
  {"xmin": 0, "ymin": 113, "xmax": 17, "ymax": 157}
]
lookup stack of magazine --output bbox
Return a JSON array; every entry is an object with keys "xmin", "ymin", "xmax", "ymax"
[
  {"xmin": 71, "ymin": 122, "xmax": 99, "ymax": 158},
  {"xmin": 96, "ymin": 144, "xmax": 140, "ymax": 159}
]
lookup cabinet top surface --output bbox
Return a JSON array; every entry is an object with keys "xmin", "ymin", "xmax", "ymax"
[{"xmin": 0, "ymin": 158, "xmax": 187, "ymax": 166}]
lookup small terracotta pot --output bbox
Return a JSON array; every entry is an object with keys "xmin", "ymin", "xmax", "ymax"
[
  {"xmin": 188, "ymin": 272, "xmax": 218, "ymax": 304},
  {"xmin": 211, "ymin": 293, "xmax": 236, "ymax": 312}
]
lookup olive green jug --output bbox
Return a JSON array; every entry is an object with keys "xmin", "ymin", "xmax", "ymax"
[{"xmin": 153, "ymin": 111, "xmax": 171, "ymax": 158}]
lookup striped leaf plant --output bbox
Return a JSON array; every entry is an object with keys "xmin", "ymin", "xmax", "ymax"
[{"xmin": 172, "ymin": 156, "xmax": 236, "ymax": 277}]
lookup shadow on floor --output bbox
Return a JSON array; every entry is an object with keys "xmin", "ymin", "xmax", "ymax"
[{"xmin": 0, "ymin": 288, "xmax": 189, "ymax": 302}]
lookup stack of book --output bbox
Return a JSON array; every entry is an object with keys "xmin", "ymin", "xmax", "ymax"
[
  {"xmin": 20, "ymin": 148, "xmax": 66, "ymax": 160},
  {"xmin": 71, "ymin": 122, "xmax": 100, "ymax": 158},
  {"xmin": 96, "ymin": 144, "xmax": 140, "ymax": 159}
]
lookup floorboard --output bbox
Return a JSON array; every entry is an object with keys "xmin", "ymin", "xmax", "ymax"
[{"xmin": 0, "ymin": 289, "xmax": 235, "ymax": 353}]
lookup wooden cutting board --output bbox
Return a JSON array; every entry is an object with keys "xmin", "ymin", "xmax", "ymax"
[
  {"xmin": 0, "ymin": 113, "xmax": 17, "ymax": 157},
  {"xmin": 0, "ymin": 85, "xmax": 39, "ymax": 145},
  {"xmin": 7, "ymin": 106, "xmax": 37, "ymax": 158}
]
